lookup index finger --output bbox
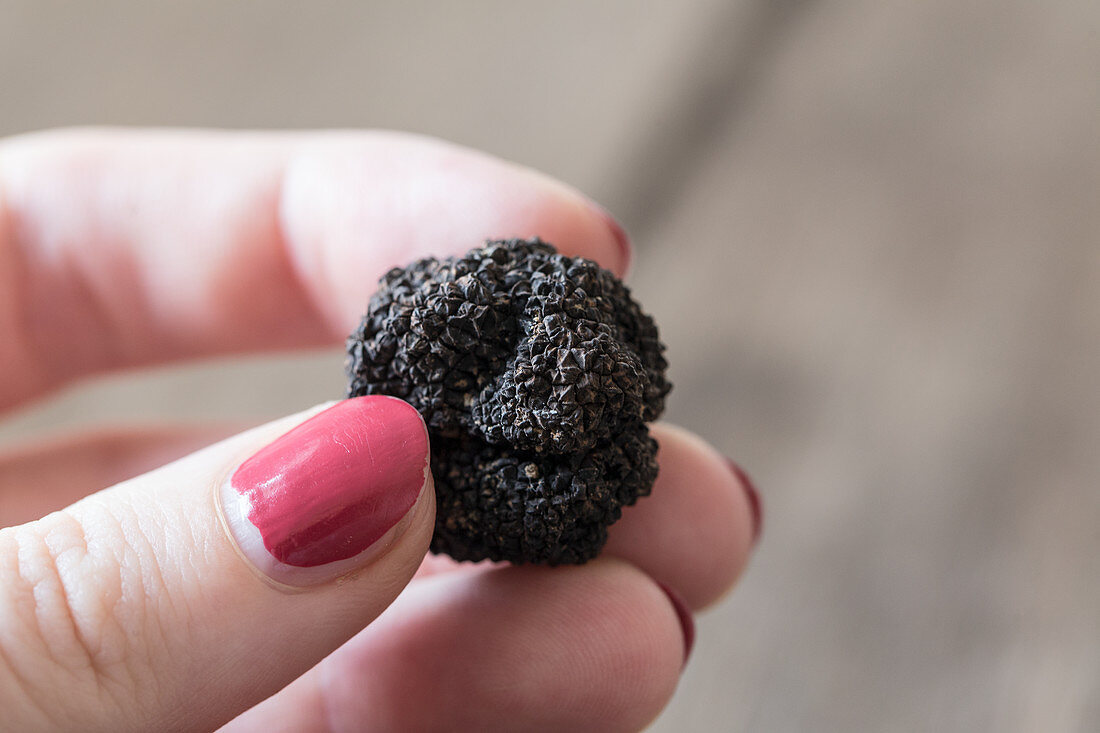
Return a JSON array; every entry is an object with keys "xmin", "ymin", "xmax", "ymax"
[{"xmin": 0, "ymin": 128, "xmax": 630, "ymax": 409}]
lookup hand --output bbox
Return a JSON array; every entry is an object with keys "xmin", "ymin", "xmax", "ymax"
[{"xmin": 0, "ymin": 129, "xmax": 760, "ymax": 732}]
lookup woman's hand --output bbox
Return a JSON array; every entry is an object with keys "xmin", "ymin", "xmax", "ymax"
[{"xmin": 0, "ymin": 129, "xmax": 760, "ymax": 732}]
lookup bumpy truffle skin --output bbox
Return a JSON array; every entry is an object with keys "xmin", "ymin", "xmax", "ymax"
[{"xmin": 346, "ymin": 239, "xmax": 670, "ymax": 564}]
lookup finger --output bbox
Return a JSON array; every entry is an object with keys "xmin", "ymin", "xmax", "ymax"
[
  {"xmin": 0, "ymin": 396, "xmax": 436, "ymax": 732},
  {"xmin": 603, "ymin": 423, "xmax": 762, "ymax": 610},
  {"xmin": 223, "ymin": 559, "xmax": 687, "ymax": 733},
  {"xmin": 0, "ymin": 128, "xmax": 630, "ymax": 408},
  {"xmin": 0, "ymin": 421, "xmax": 762, "ymax": 610},
  {"xmin": 0, "ymin": 425, "xmax": 235, "ymax": 527}
]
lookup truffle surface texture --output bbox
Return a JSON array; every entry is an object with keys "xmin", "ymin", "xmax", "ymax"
[{"xmin": 346, "ymin": 239, "xmax": 669, "ymax": 564}]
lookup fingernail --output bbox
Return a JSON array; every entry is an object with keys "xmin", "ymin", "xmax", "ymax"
[
  {"xmin": 219, "ymin": 396, "xmax": 430, "ymax": 587},
  {"xmin": 726, "ymin": 459, "xmax": 762, "ymax": 545},
  {"xmin": 658, "ymin": 582, "xmax": 695, "ymax": 666},
  {"xmin": 585, "ymin": 199, "xmax": 634, "ymax": 277}
]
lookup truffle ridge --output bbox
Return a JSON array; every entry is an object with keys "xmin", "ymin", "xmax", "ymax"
[{"xmin": 346, "ymin": 239, "xmax": 670, "ymax": 564}]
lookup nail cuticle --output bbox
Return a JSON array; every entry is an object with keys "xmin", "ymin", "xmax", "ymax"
[{"xmin": 216, "ymin": 396, "xmax": 430, "ymax": 588}]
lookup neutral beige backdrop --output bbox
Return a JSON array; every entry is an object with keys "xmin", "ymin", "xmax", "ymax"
[{"xmin": 2, "ymin": 1, "xmax": 1098, "ymax": 731}]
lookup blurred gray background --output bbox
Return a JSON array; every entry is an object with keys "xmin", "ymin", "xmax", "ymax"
[{"xmin": 2, "ymin": 1, "xmax": 1098, "ymax": 730}]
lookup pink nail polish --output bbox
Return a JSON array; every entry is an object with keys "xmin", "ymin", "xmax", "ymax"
[
  {"xmin": 726, "ymin": 459, "xmax": 762, "ymax": 545},
  {"xmin": 585, "ymin": 199, "xmax": 634, "ymax": 277},
  {"xmin": 658, "ymin": 582, "xmax": 695, "ymax": 666},
  {"xmin": 219, "ymin": 396, "xmax": 429, "ymax": 586}
]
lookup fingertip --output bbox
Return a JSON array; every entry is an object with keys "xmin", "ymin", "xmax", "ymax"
[
  {"xmin": 217, "ymin": 396, "xmax": 434, "ymax": 589},
  {"xmin": 281, "ymin": 133, "xmax": 632, "ymax": 335},
  {"xmin": 657, "ymin": 581, "xmax": 696, "ymax": 666},
  {"xmin": 503, "ymin": 170, "xmax": 632, "ymax": 278},
  {"xmin": 586, "ymin": 559, "xmax": 689, "ymax": 730},
  {"xmin": 726, "ymin": 458, "xmax": 763, "ymax": 546},
  {"xmin": 604, "ymin": 423, "xmax": 757, "ymax": 610},
  {"xmin": 579, "ymin": 197, "xmax": 634, "ymax": 278},
  {"xmin": 397, "ymin": 131, "xmax": 632, "ymax": 278}
]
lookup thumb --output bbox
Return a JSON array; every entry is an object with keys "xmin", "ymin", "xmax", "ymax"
[{"xmin": 0, "ymin": 396, "xmax": 435, "ymax": 732}]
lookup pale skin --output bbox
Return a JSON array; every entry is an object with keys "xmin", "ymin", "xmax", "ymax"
[{"xmin": 0, "ymin": 129, "xmax": 757, "ymax": 732}]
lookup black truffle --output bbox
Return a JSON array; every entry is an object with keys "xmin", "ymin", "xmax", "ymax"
[{"xmin": 346, "ymin": 239, "xmax": 670, "ymax": 564}]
